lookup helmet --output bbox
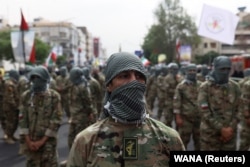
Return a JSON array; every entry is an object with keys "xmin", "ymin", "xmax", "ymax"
[
  {"xmin": 9, "ymin": 69, "xmax": 20, "ymax": 82},
  {"xmin": 70, "ymin": 67, "xmax": 85, "ymax": 85},
  {"xmin": 29, "ymin": 66, "xmax": 50, "ymax": 82},
  {"xmin": 82, "ymin": 67, "xmax": 91, "ymax": 80}
]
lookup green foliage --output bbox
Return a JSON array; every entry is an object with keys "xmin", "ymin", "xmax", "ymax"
[
  {"xmin": 194, "ymin": 51, "xmax": 219, "ymax": 65},
  {"xmin": 0, "ymin": 30, "xmax": 15, "ymax": 62},
  {"xmin": 142, "ymin": 0, "xmax": 200, "ymax": 64},
  {"xmin": 56, "ymin": 55, "xmax": 67, "ymax": 67},
  {"xmin": 34, "ymin": 38, "xmax": 50, "ymax": 64}
]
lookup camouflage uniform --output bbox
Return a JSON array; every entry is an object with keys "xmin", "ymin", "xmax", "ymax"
[
  {"xmin": 68, "ymin": 67, "xmax": 95, "ymax": 149},
  {"xmin": 164, "ymin": 66, "xmax": 182, "ymax": 127},
  {"xmin": 198, "ymin": 78, "xmax": 241, "ymax": 150},
  {"xmin": 83, "ymin": 66, "xmax": 102, "ymax": 119},
  {"xmin": 67, "ymin": 52, "xmax": 185, "ymax": 167},
  {"xmin": 55, "ymin": 72, "xmax": 71, "ymax": 118},
  {"xmin": 92, "ymin": 67, "xmax": 106, "ymax": 100},
  {"xmin": 145, "ymin": 66, "xmax": 158, "ymax": 114},
  {"xmin": 19, "ymin": 66, "xmax": 62, "ymax": 166},
  {"xmin": 19, "ymin": 89, "xmax": 62, "ymax": 166},
  {"xmin": 49, "ymin": 77, "xmax": 57, "ymax": 91},
  {"xmin": 67, "ymin": 117, "xmax": 185, "ymax": 167},
  {"xmin": 156, "ymin": 65, "xmax": 168, "ymax": 120},
  {"xmin": 2, "ymin": 70, "xmax": 19, "ymax": 143},
  {"xmin": 239, "ymin": 79, "xmax": 250, "ymax": 150},
  {"xmin": 238, "ymin": 68, "xmax": 250, "ymax": 89},
  {"xmin": 198, "ymin": 56, "xmax": 242, "ymax": 151},
  {"xmin": 88, "ymin": 78, "xmax": 101, "ymax": 119},
  {"xmin": 17, "ymin": 68, "xmax": 33, "ymax": 153},
  {"xmin": 174, "ymin": 79, "xmax": 201, "ymax": 150}
]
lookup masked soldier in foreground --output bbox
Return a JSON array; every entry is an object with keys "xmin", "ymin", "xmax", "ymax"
[
  {"xmin": 66, "ymin": 52, "xmax": 185, "ymax": 167},
  {"xmin": 19, "ymin": 66, "xmax": 62, "ymax": 166}
]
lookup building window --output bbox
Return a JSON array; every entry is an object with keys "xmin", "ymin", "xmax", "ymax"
[
  {"xmin": 210, "ymin": 42, "xmax": 216, "ymax": 48},
  {"xmin": 204, "ymin": 43, "xmax": 207, "ymax": 48},
  {"xmin": 41, "ymin": 32, "xmax": 49, "ymax": 36},
  {"xmin": 59, "ymin": 32, "xmax": 66, "ymax": 38}
]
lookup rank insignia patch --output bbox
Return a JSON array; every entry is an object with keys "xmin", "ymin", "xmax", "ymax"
[{"xmin": 123, "ymin": 137, "xmax": 138, "ymax": 159}]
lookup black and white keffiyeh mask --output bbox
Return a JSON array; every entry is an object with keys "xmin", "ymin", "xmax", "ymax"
[{"xmin": 102, "ymin": 52, "xmax": 148, "ymax": 124}]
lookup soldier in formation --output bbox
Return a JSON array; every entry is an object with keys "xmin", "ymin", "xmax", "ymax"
[
  {"xmin": 55, "ymin": 66, "xmax": 71, "ymax": 118},
  {"xmin": 164, "ymin": 62, "xmax": 182, "ymax": 127},
  {"xmin": 19, "ymin": 66, "xmax": 62, "ymax": 166},
  {"xmin": 67, "ymin": 67, "xmax": 95, "ymax": 149},
  {"xmin": 82, "ymin": 66, "xmax": 102, "ymax": 119},
  {"xmin": 156, "ymin": 65, "xmax": 168, "ymax": 120},
  {"xmin": 174, "ymin": 64, "xmax": 201, "ymax": 150},
  {"xmin": 3, "ymin": 69, "xmax": 20, "ymax": 144},
  {"xmin": 198, "ymin": 56, "xmax": 241, "ymax": 150},
  {"xmin": 145, "ymin": 65, "xmax": 158, "ymax": 115}
]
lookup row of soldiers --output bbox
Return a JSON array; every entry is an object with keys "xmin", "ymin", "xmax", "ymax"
[
  {"xmin": 0, "ymin": 64, "xmax": 106, "ymax": 166},
  {"xmin": 146, "ymin": 56, "xmax": 250, "ymax": 151},
  {"xmin": 1, "ymin": 55, "xmax": 250, "ymax": 165}
]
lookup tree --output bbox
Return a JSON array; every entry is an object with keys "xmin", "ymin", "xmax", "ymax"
[
  {"xmin": 34, "ymin": 38, "xmax": 51, "ymax": 64},
  {"xmin": 142, "ymin": 0, "xmax": 200, "ymax": 64},
  {"xmin": 0, "ymin": 29, "xmax": 15, "ymax": 61},
  {"xmin": 195, "ymin": 51, "xmax": 219, "ymax": 65},
  {"xmin": 0, "ymin": 29, "xmax": 50, "ymax": 64}
]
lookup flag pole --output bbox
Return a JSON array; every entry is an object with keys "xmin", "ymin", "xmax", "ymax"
[
  {"xmin": 21, "ymin": 30, "xmax": 26, "ymax": 64},
  {"xmin": 20, "ymin": 9, "xmax": 29, "ymax": 65}
]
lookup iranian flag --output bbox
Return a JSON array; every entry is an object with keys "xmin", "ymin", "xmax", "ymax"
[
  {"xmin": 141, "ymin": 57, "xmax": 150, "ymax": 66},
  {"xmin": 45, "ymin": 51, "xmax": 57, "ymax": 66}
]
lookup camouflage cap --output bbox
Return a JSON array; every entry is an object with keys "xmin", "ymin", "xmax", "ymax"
[{"xmin": 104, "ymin": 52, "xmax": 147, "ymax": 86}]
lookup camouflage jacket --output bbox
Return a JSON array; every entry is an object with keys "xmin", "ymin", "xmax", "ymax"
[
  {"xmin": 67, "ymin": 117, "xmax": 185, "ymax": 167},
  {"xmin": 156, "ymin": 75, "xmax": 166, "ymax": 99},
  {"xmin": 173, "ymin": 80, "xmax": 202, "ymax": 117},
  {"xmin": 55, "ymin": 75, "xmax": 71, "ymax": 97},
  {"xmin": 17, "ymin": 76, "xmax": 31, "ymax": 98},
  {"xmin": 240, "ymin": 79, "xmax": 250, "ymax": 119},
  {"xmin": 164, "ymin": 74, "xmax": 183, "ymax": 98},
  {"xmin": 198, "ymin": 79, "xmax": 241, "ymax": 132},
  {"xmin": 145, "ymin": 75, "xmax": 157, "ymax": 97},
  {"xmin": 3, "ymin": 78, "xmax": 19, "ymax": 108},
  {"xmin": 68, "ymin": 83, "xmax": 95, "ymax": 123},
  {"xmin": 19, "ymin": 89, "xmax": 62, "ymax": 140}
]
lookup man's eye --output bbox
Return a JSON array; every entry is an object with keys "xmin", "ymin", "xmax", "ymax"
[
  {"xmin": 135, "ymin": 73, "xmax": 143, "ymax": 79},
  {"xmin": 118, "ymin": 74, "xmax": 128, "ymax": 78}
]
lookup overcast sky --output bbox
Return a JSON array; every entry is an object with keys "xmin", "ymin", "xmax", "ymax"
[{"xmin": 0, "ymin": 0, "xmax": 249, "ymax": 57}]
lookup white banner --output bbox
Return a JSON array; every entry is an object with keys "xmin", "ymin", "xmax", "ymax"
[
  {"xmin": 11, "ymin": 31, "xmax": 35, "ymax": 63},
  {"xmin": 198, "ymin": 4, "xmax": 239, "ymax": 45}
]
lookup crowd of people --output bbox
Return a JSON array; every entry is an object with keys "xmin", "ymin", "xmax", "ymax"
[{"xmin": 0, "ymin": 52, "xmax": 249, "ymax": 167}]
